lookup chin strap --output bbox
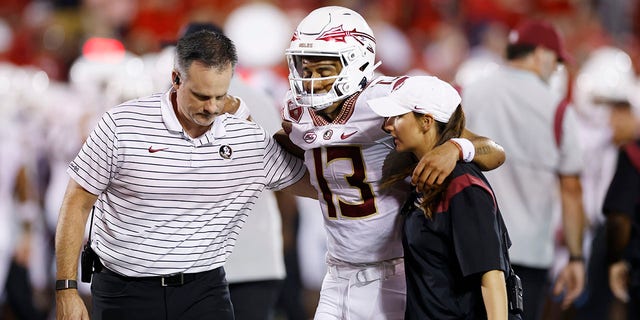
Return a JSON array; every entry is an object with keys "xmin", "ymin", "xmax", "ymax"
[
  {"xmin": 359, "ymin": 60, "xmax": 382, "ymax": 90},
  {"xmin": 372, "ymin": 60, "xmax": 382, "ymax": 72}
]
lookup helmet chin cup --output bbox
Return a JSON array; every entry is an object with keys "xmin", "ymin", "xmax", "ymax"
[
  {"xmin": 307, "ymin": 96, "xmax": 335, "ymax": 111},
  {"xmin": 286, "ymin": 6, "xmax": 378, "ymax": 110}
]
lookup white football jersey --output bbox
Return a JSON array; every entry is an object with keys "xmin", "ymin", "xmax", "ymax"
[{"xmin": 283, "ymin": 76, "xmax": 412, "ymax": 264}]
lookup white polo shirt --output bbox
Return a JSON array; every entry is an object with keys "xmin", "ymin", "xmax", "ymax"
[
  {"xmin": 68, "ymin": 90, "xmax": 306, "ymax": 277},
  {"xmin": 463, "ymin": 66, "xmax": 583, "ymax": 268}
]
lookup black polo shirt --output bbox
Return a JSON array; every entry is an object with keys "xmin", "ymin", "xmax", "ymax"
[
  {"xmin": 401, "ymin": 163, "xmax": 510, "ymax": 319},
  {"xmin": 603, "ymin": 142, "xmax": 640, "ymax": 267}
]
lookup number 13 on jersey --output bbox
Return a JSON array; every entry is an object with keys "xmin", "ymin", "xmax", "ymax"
[{"xmin": 312, "ymin": 146, "xmax": 378, "ymax": 219}]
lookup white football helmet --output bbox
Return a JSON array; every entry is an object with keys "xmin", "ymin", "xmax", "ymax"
[
  {"xmin": 573, "ymin": 46, "xmax": 636, "ymax": 126},
  {"xmin": 286, "ymin": 6, "xmax": 379, "ymax": 110}
]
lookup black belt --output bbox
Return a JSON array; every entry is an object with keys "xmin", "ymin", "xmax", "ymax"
[{"xmin": 96, "ymin": 261, "xmax": 213, "ymax": 287}]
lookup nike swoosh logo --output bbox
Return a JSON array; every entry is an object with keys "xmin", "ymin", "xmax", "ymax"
[
  {"xmin": 340, "ymin": 131, "xmax": 358, "ymax": 140},
  {"xmin": 148, "ymin": 146, "xmax": 168, "ymax": 153}
]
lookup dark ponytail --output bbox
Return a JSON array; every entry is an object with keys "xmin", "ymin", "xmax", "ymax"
[{"xmin": 418, "ymin": 105, "xmax": 465, "ymax": 218}]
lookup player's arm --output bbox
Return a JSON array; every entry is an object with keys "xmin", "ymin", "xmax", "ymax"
[
  {"xmin": 411, "ymin": 128, "xmax": 505, "ymax": 191},
  {"xmin": 607, "ymin": 212, "xmax": 632, "ymax": 267},
  {"xmin": 460, "ymin": 129, "xmax": 506, "ymax": 170},
  {"xmin": 603, "ymin": 145, "xmax": 638, "ymax": 302},
  {"xmin": 274, "ymin": 122, "xmax": 305, "ymax": 159},
  {"xmin": 607, "ymin": 212, "xmax": 632, "ymax": 302},
  {"xmin": 480, "ymin": 270, "xmax": 508, "ymax": 320},
  {"xmin": 55, "ymin": 179, "xmax": 97, "ymax": 320},
  {"xmin": 275, "ymin": 191, "xmax": 299, "ymax": 255},
  {"xmin": 281, "ymin": 171, "xmax": 318, "ymax": 199},
  {"xmin": 14, "ymin": 165, "xmax": 38, "ymax": 267}
]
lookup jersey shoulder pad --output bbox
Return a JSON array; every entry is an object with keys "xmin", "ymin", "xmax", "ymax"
[{"xmin": 282, "ymin": 90, "xmax": 305, "ymax": 123}]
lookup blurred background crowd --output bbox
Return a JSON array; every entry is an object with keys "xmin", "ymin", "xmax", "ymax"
[{"xmin": 1, "ymin": 0, "xmax": 640, "ymax": 319}]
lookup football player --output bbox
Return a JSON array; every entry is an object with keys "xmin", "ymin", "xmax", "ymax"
[{"xmin": 276, "ymin": 6, "xmax": 506, "ymax": 319}]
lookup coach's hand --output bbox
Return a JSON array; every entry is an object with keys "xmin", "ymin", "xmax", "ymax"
[{"xmin": 56, "ymin": 290, "xmax": 90, "ymax": 320}]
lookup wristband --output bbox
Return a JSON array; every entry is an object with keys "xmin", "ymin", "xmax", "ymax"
[
  {"xmin": 449, "ymin": 138, "xmax": 475, "ymax": 162},
  {"xmin": 569, "ymin": 255, "xmax": 584, "ymax": 262},
  {"xmin": 55, "ymin": 279, "xmax": 78, "ymax": 290}
]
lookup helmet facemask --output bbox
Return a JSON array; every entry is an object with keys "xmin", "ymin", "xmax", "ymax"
[{"xmin": 287, "ymin": 50, "xmax": 369, "ymax": 111}]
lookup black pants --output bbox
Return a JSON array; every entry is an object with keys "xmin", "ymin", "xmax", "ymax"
[
  {"xmin": 229, "ymin": 280, "xmax": 283, "ymax": 320},
  {"xmin": 630, "ymin": 284, "xmax": 640, "ymax": 319},
  {"xmin": 4, "ymin": 260, "xmax": 45, "ymax": 320},
  {"xmin": 91, "ymin": 266, "xmax": 233, "ymax": 320},
  {"xmin": 512, "ymin": 265, "xmax": 549, "ymax": 320}
]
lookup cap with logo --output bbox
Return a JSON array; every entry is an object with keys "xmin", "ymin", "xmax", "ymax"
[
  {"xmin": 367, "ymin": 76, "xmax": 461, "ymax": 123},
  {"xmin": 509, "ymin": 20, "xmax": 572, "ymax": 64}
]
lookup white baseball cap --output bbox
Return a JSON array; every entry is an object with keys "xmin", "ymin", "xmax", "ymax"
[{"xmin": 367, "ymin": 76, "xmax": 461, "ymax": 122}]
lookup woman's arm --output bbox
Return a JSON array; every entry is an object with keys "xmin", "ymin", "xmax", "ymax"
[{"xmin": 481, "ymin": 270, "xmax": 508, "ymax": 320}]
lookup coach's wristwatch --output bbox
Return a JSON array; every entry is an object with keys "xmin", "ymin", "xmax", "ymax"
[{"xmin": 55, "ymin": 279, "xmax": 78, "ymax": 290}]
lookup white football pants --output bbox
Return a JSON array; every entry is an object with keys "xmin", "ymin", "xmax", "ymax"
[{"xmin": 314, "ymin": 258, "xmax": 406, "ymax": 320}]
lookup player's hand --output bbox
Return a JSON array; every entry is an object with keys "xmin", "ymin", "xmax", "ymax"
[
  {"xmin": 609, "ymin": 260, "xmax": 630, "ymax": 302},
  {"xmin": 56, "ymin": 289, "xmax": 90, "ymax": 320},
  {"xmin": 610, "ymin": 107, "xmax": 638, "ymax": 145},
  {"xmin": 221, "ymin": 94, "xmax": 241, "ymax": 115},
  {"xmin": 274, "ymin": 127, "xmax": 304, "ymax": 159},
  {"xmin": 412, "ymin": 141, "xmax": 458, "ymax": 192},
  {"xmin": 13, "ymin": 228, "xmax": 32, "ymax": 266},
  {"xmin": 552, "ymin": 260, "xmax": 585, "ymax": 309}
]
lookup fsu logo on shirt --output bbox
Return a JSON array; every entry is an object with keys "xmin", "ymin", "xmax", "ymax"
[{"xmin": 219, "ymin": 145, "xmax": 233, "ymax": 159}]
